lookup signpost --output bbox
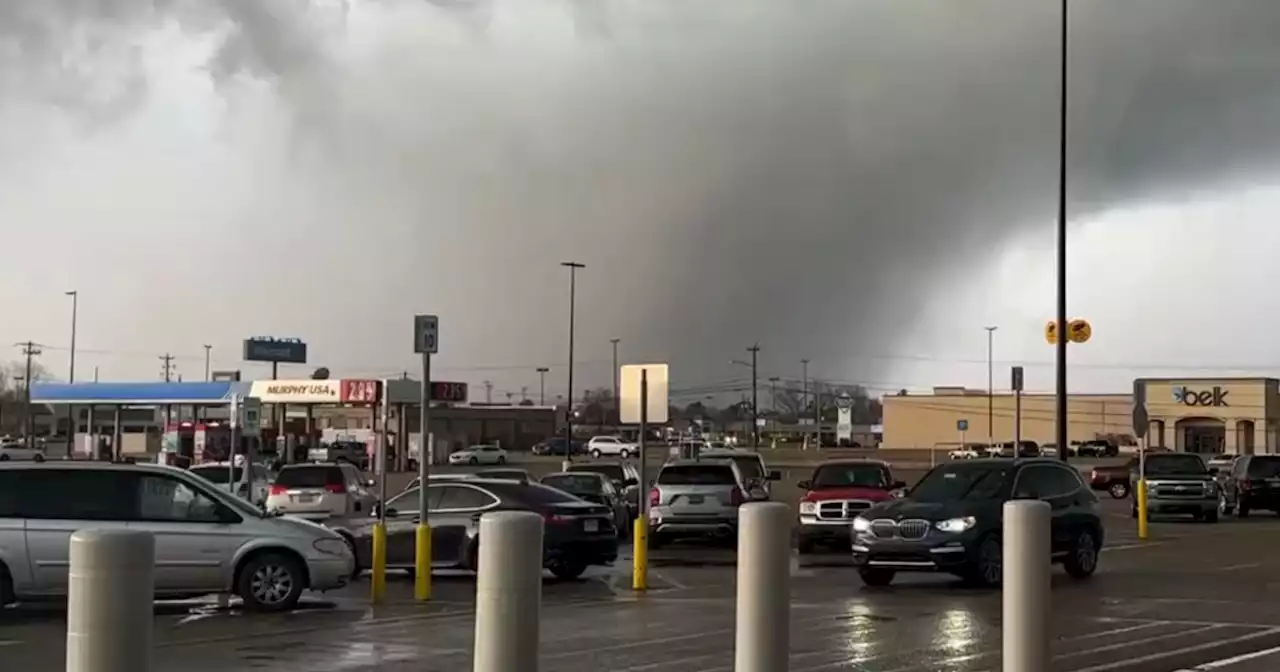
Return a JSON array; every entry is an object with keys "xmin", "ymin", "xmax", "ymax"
[
  {"xmin": 1133, "ymin": 379, "xmax": 1149, "ymax": 540},
  {"xmin": 621, "ymin": 363, "xmax": 669, "ymax": 593},
  {"xmin": 957, "ymin": 419, "xmax": 969, "ymax": 461},
  {"xmin": 413, "ymin": 314, "xmax": 439, "ymax": 602}
]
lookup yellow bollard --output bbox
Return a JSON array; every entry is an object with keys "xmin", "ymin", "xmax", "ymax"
[
  {"xmin": 371, "ymin": 522, "xmax": 387, "ymax": 604},
  {"xmin": 414, "ymin": 523, "xmax": 432, "ymax": 601},
  {"xmin": 1136, "ymin": 479, "xmax": 1148, "ymax": 540},
  {"xmin": 632, "ymin": 517, "xmax": 648, "ymax": 591}
]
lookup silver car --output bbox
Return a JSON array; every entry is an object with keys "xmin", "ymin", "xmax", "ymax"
[
  {"xmin": 266, "ymin": 463, "xmax": 379, "ymax": 521},
  {"xmin": 647, "ymin": 459, "xmax": 752, "ymax": 548},
  {"xmin": 0, "ymin": 461, "xmax": 353, "ymax": 611}
]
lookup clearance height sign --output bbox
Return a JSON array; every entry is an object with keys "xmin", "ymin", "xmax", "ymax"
[{"xmin": 249, "ymin": 380, "xmax": 382, "ymax": 404}]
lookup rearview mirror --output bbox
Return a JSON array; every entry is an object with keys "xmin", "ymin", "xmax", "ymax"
[
  {"xmin": 767, "ymin": 470, "xmax": 782, "ymax": 481},
  {"xmin": 796, "ymin": 480, "xmax": 811, "ymax": 490}
]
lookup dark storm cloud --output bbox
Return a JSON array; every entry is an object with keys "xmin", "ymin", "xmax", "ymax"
[{"xmin": 4, "ymin": 0, "xmax": 1280, "ymax": 389}]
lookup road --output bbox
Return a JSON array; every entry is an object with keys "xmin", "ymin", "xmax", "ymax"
[{"xmin": 8, "ymin": 498, "xmax": 1280, "ymax": 671}]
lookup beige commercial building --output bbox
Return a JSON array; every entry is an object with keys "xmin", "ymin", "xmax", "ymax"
[{"xmin": 882, "ymin": 378, "xmax": 1280, "ymax": 455}]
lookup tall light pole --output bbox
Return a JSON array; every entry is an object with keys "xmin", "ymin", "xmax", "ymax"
[
  {"xmin": 561, "ymin": 261, "xmax": 585, "ymax": 466},
  {"xmin": 65, "ymin": 291, "xmax": 77, "ymax": 453},
  {"xmin": 203, "ymin": 344, "xmax": 212, "ymax": 381},
  {"xmin": 536, "ymin": 367, "xmax": 549, "ymax": 405},
  {"xmin": 1055, "ymin": 0, "xmax": 1070, "ymax": 462},
  {"xmin": 985, "ymin": 326, "xmax": 998, "ymax": 447},
  {"xmin": 748, "ymin": 344, "xmax": 760, "ymax": 447},
  {"xmin": 610, "ymin": 338, "xmax": 620, "ymax": 421},
  {"xmin": 801, "ymin": 358, "xmax": 811, "ymax": 441}
]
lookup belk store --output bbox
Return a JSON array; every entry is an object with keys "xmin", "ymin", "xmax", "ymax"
[{"xmin": 1140, "ymin": 378, "xmax": 1280, "ymax": 454}]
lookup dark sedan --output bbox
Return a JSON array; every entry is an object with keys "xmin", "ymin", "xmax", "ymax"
[
  {"xmin": 541, "ymin": 471, "xmax": 631, "ymax": 539},
  {"xmin": 331, "ymin": 478, "xmax": 618, "ymax": 580}
]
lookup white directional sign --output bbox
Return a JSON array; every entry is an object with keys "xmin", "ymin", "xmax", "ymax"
[
  {"xmin": 620, "ymin": 363, "xmax": 669, "ymax": 424},
  {"xmin": 414, "ymin": 314, "xmax": 439, "ymax": 354}
]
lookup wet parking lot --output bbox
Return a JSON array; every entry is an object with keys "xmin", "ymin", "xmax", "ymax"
[{"xmin": 8, "ymin": 499, "xmax": 1280, "ymax": 670}]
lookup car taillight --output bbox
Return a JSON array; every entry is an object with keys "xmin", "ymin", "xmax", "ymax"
[
  {"xmin": 269, "ymin": 484, "xmax": 287, "ymax": 495},
  {"xmin": 649, "ymin": 488, "xmax": 660, "ymax": 506},
  {"xmin": 1090, "ymin": 469, "xmax": 1099, "ymax": 481},
  {"xmin": 730, "ymin": 487, "xmax": 745, "ymax": 506},
  {"xmin": 543, "ymin": 513, "xmax": 573, "ymax": 524},
  {"xmin": 326, "ymin": 483, "xmax": 347, "ymax": 494}
]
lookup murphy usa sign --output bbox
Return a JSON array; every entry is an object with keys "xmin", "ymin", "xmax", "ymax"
[{"xmin": 1172, "ymin": 385, "xmax": 1230, "ymax": 408}]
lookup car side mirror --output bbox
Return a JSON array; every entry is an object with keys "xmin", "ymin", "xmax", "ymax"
[
  {"xmin": 796, "ymin": 480, "xmax": 811, "ymax": 490},
  {"xmin": 891, "ymin": 480, "xmax": 907, "ymax": 490},
  {"xmin": 767, "ymin": 470, "xmax": 782, "ymax": 481}
]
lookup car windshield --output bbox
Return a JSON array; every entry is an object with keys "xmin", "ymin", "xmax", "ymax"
[
  {"xmin": 275, "ymin": 466, "xmax": 342, "ymax": 487},
  {"xmin": 909, "ymin": 464, "xmax": 1010, "ymax": 502},
  {"xmin": 542, "ymin": 474, "xmax": 604, "ymax": 493},
  {"xmin": 191, "ymin": 466, "xmax": 243, "ymax": 484},
  {"xmin": 1246, "ymin": 457, "xmax": 1280, "ymax": 478},
  {"xmin": 811, "ymin": 464, "xmax": 890, "ymax": 488},
  {"xmin": 658, "ymin": 464, "xmax": 737, "ymax": 486},
  {"xmin": 569, "ymin": 464, "xmax": 625, "ymax": 482},
  {"xmin": 1144, "ymin": 455, "xmax": 1207, "ymax": 476}
]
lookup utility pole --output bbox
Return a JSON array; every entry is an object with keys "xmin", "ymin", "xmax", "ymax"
[
  {"xmin": 560, "ymin": 261, "xmax": 585, "ymax": 467},
  {"xmin": 536, "ymin": 367, "xmax": 549, "ymax": 405},
  {"xmin": 1055, "ymin": 0, "xmax": 1070, "ymax": 462},
  {"xmin": 484, "ymin": 380, "xmax": 493, "ymax": 404},
  {"xmin": 985, "ymin": 326, "xmax": 998, "ymax": 448},
  {"xmin": 610, "ymin": 337, "xmax": 620, "ymax": 409},
  {"xmin": 203, "ymin": 345, "xmax": 212, "ymax": 381},
  {"xmin": 159, "ymin": 353, "xmax": 176, "ymax": 433},
  {"xmin": 748, "ymin": 344, "xmax": 760, "ymax": 448},
  {"xmin": 65, "ymin": 290, "xmax": 78, "ymax": 457},
  {"xmin": 801, "ymin": 358, "xmax": 811, "ymax": 445},
  {"xmin": 159, "ymin": 354, "xmax": 175, "ymax": 382},
  {"xmin": 17, "ymin": 341, "xmax": 41, "ymax": 449}
]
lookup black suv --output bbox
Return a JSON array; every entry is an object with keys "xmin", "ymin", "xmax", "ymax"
[
  {"xmin": 1218, "ymin": 455, "xmax": 1280, "ymax": 517},
  {"xmin": 850, "ymin": 458, "xmax": 1103, "ymax": 587}
]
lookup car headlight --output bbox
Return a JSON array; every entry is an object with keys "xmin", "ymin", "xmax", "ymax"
[
  {"xmin": 935, "ymin": 516, "xmax": 976, "ymax": 533},
  {"xmin": 1206, "ymin": 481, "xmax": 1218, "ymax": 495},
  {"xmin": 799, "ymin": 501, "xmax": 817, "ymax": 515},
  {"xmin": 313, "ymin": 537, "xmax": 349, "ymax": 556},
  {"xmin": 852, "ymin": 516, "xmax": 872, "ymax": 533}
]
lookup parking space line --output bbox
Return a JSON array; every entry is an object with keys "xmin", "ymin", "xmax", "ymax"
[
  {"xmin": 1069, "ymin": 628, "xmax": 1280, "ymax": 672},
  {"xmin": 1171, "ymin": 643, "xmax": 1280, "ymax": 670},
  {"xmin": 1104, "ymin": 542, "xmax": 1167, "ymax": 552},
  {"xmin": 1218, "ymin": 562, "xmax": 1263, "ymax": 572}
]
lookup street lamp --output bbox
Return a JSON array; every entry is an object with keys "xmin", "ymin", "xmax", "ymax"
[
  {"xmin": 985, "ymin": 326, "xmax": 997, "ymax": 447},
  {"xmin": 536, "ymin": 367, "xmax": 550, "ymax": 405},
  {"xmin": 203, "ymin": 344, "xmax": 212, "ymax": 381},
  {"xmin": 65, "ymin": 290, "xmax": 77, "ymax": 455},
  {"xmin": 560, "ymin": 261, "xmax": 585, "ymax": 466},
  {"xmin": 1055, "ymin": 0, "xmax": 1070, "ymax": 462}
]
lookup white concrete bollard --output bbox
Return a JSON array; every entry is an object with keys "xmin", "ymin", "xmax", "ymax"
[
  {"xmin": 473, "ymin": 511, "xmax": 544, "ymax": 672},
  {"xmin": 735, "ymin": 502, "xmax": 791, "ymax": 672},
  {"xmin": 1002, "ymin": 500, "xmax": 1051, "ymax": 672},
  {"xmin": 66, "ymin": 529, "xmax": 155, "ymax": 672}
]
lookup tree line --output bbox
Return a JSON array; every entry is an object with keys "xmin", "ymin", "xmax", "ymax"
[{"xmin": 571, "ymin": 381, "xmax": 882, "ymax": 427}]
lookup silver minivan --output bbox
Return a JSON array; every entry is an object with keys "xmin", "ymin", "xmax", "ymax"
[{"xmin": 0, "ymin": 461, "xmax": 354, "ymax": 611}]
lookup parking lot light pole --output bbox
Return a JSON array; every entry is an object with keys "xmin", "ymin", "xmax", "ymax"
[
  {"xmin": 536, "ymin": 367, "xmax": 549, "ymax": 405},
  {"xmin": 1054, "ymin": 0, "xmax": 1071, "ymax": 462},
  {"xmin": 985, "ymin": 326, "xmax": 997, "ymax": 447},
  {"xmin": 561, "ymin": 262, "xmax": 584, "ymax": 470}
]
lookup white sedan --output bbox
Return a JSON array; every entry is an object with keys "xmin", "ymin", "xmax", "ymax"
[
  {"xmin": 948, "ymin": 447, "xmax": 980, "ymax": 460},
  {"xmin": 0, "ymin": 440, "xmax": 45, "ymax": 462},
  {"xmin": 448, "ymin": 444, "xmax": 508, "ymax": 465}
]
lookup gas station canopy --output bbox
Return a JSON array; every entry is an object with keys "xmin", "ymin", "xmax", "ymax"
[{"xmin": 29, "ymin": 382, "xmax": 250, "ymax": 406}]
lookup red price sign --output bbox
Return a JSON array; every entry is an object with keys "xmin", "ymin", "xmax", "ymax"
[{"xmin": 341, "ymin": 379, "xmax": 381, "ymax": 404}]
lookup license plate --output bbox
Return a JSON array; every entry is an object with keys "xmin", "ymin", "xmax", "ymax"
[
  {"xmin": 294, "ymin": 494, "xmax": 317, "ymax": 503},
  {"xmin": 686, "ymin": 495, "xmax": 704, "ymax": 505},
  {"xmin": 584, "ymin": 519, "xmax": 599, "ymax": 532}
]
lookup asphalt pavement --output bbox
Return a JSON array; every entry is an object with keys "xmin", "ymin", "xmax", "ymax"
[{"xmin": 8, "ymin": 496, "xmax": 1280, "ymax": 671}]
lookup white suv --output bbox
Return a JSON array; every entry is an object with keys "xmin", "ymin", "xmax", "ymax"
[
  {"xmin": 0, "ymin": 461, "xmax": 353, "ymax": 611},
  {"xmin": 587, "ymin": 436, "xmax": 637, "ymax": 459},
  {"xmin": 266, "ymin": 463, "xmax": 378, "ymax": 521}
]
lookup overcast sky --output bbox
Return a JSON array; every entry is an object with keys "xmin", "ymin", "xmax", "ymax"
[{"xmin": 3, "ymin": 0, "xmax": 1280, "ymax": 406}]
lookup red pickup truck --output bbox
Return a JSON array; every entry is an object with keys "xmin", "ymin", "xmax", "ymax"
[{"xmin": 796, "ymin": 459, "xmax": 905, "ymax": 553}]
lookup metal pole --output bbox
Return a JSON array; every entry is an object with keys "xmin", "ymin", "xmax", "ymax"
[
  {"xmin": 1014, "ymin": 390, "xmax": 1023, "ymax": 448},
  {"xmin": 416, "ymin": 352, "xmax": 433, "ymax": 601},
  {"xmin": 1054, "ymin": 0, "xmax": 1070, "ymax": 462},
  {"xmin": 536, "ymin": 367, "xmax": 548, "ymax": 405},
  {"xmin": 801, "ymin": 359, "xmax": 809, "ymax": 446},
  {"xmin": 203, "ymin": 345, "xmax": 211, "ymax": 381},
  {"xmin": 749, "ymin": 345, "xmax": 760, "ymax": 448},
  {"xmin": 372, "ymin": 386, "xmax": 390, "ymax": 604},
  {"xmin": 734, "ymin": 502, "xmax": 790, "ymax": 672},
  {"xmin": 67, "ymin": 291, "xmax": 77, "ymax": 460},
  {"xmin": 473, "ymin": 511, "xmax": 543, "ymax": 672},
  {"xmin": 611, "ymin": 338, "xmax": 620, "ymax": 409},
  {"xmin": 66, "ymin": 529, "xmax": 154, "ymax": 672},
  {"xmin": 633, "ymin": 369, "xmax": 649, "ymax": 591},
  {"xmin": 1002, "ymin": 500, "xmax": 1051, "ymax": 672},
  {"xmin": 561, "ymin": 261, "xmax": 584, "ymax": 468},
  {"xmin": 985, "ymin": 326, "xmax": 996, "ymax": 445}
]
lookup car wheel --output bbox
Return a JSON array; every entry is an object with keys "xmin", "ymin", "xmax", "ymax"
[
  {"xmin": 619, "ymin": 449, "xmax": 631, "ymax": 460},
  {"xmin": 0, "ymin": 454, "xmax": 9, "ymax": 461},
  {"xmin": 237, "ymin": 552, "xmax": 305, "ymax": 612},
  {"xmin": 469, "ymin": 456, "xmax": 479, "ymax": 465},
  {"xmin": 1108, "ymin": 482, "xmax": 1129, "ymax": 499},
  {"xmin": 1239, "ymin": 503, "xmax": 1251, "ymax": 518},
  {"xmin": 497, "ymin": 456, "xmax": 506, "ymax": 465},
  {"xmin": 550, "ymin": 560, "xmax": 587, "ymax": 581},
  {"xmin": 1064, "ymin": 528, "xmax": 1100, "ymax": 579},
  {"xmin": 968, "ymin": 534, "xmax": 1002, "ymax": 587},
  {"xmin": 591, "ymin": 449, "xmax": 602, "ymax": 459},
  {"xmin": 0, "ymin": 561, "xmax": 14, "ymax": 606},
  {"xmin": 338, "ymin": 533, "xmax": 362, "ymax": 579},
  {"xmin": 857, "ymin": 568, "xmax": 895, "ymax": 586},
  {"xmin": 32, "ymin": 454, "xmax": 44, "ymax": 463}
]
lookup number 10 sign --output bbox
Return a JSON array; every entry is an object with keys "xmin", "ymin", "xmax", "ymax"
[{"xmin": 414, "ymin": 314, "xmax": 439, "ymax": 354}]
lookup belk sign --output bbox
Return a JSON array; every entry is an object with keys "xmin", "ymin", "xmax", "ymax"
[{"xmin": 1172, "ymin": 386, "xmax": 1230, "ymax": 407}]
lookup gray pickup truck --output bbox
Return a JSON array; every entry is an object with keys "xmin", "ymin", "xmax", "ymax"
[{"xmin": 1131, "ymin": 452, "xmax": 1220, "ymax": 522}]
